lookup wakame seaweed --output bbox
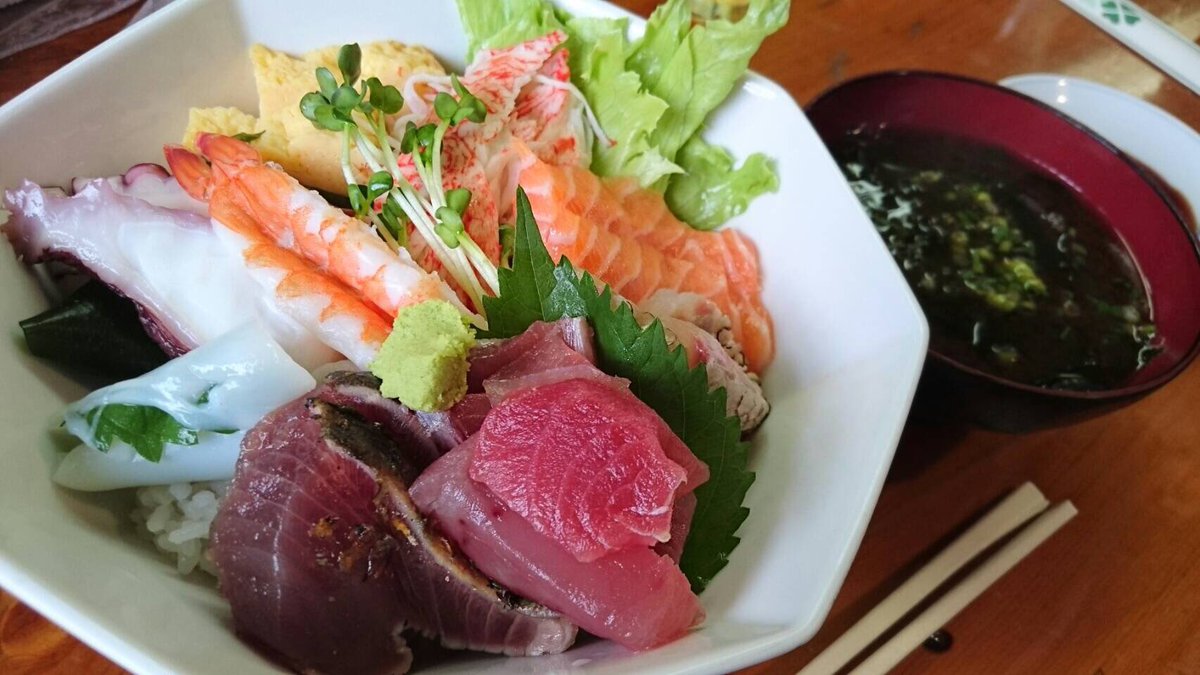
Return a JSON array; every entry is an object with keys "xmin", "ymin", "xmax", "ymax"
[{"xmin": 20, "ymin": 282, "xmax": 169, "ymax": 380}]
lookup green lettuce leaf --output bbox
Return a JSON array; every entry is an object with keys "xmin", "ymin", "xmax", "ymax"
[
  {"xmin": 564, "ymin": 17, "xmax": 681, "ymax": 186},
  {"xmin": 454, "ymin": 0, "xmax": 788, "ymax": 228},
  {"xmin": 455, "ymin": 0, "xmax": 565, "ymax": 59},
  {"xmin": 83, "ymin": 404, "xmax": 200, "ymax": 463},
  {"xmin": 631, "ymin": 0, "xmax": 790, "ymax": 182},
  {"xmin": 483, "ymin": 188, "xmax": 754, "ymax": 592},
  {"xmin": 665, "ymin": 136, "xmax": 779, "ymax": 230}
]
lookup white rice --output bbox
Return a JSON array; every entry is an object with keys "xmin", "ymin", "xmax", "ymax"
[{"xmin": 130, "ymin": 481, "xmax": 229, "ymax": 576}]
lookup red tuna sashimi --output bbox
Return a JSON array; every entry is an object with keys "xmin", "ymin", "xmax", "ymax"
[
  {"xmin": 482, "ymin": 326, "xmax": 618, "ymax": 405},
  {"xmin": 468, "ymin": 317, "xmax": 594, "ymax": 391},
  {"xmin": 474, "ymin": 378, "xmax": 687, "ymax": 561},
  {"xmin": 473, "ymin": 323, "xmax": 706, "ymax": 493},
  {"xmin": 316, "ymin": 370, "xmax": 488, "ymax": 457},
  {"xmin": 211, "ymin": 397, "xmax": 576, "ymax": 675},
  {"xmin": 655, "ymin": 491, "xmax": 697, "ymax": 564},
  {"xmin": 411, "ymin": 438, "xmax": 704, "ymax": 650}
]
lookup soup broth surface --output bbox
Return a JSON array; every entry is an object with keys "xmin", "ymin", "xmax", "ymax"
[{"xmin": 832, "ymin": 127, "xmax": 1159, "ymax": 390}]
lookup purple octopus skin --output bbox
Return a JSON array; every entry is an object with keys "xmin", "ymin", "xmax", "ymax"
[
  {"xmin": 3, "ymin": 179, "xmax": 337, "ymax": 367},
  {"xmin": 4, "ymin": 180, "xmax": 212, "ymax": 357},
  {"xmin": 70, "ymin": 163, "xmax": 209, "ymax": 215},
  {"xmin": 210, "ymin": 395, "xmax": 577, "ymax": 675}
]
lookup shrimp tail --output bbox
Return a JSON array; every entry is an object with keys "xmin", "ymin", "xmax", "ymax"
[
  {"xmin": 195, "ymin": 132, "xmax": 261, "ymax": 168},
  {"xmin": 163, "ymin": 144, "xmax": 214, "ymax": 201}
]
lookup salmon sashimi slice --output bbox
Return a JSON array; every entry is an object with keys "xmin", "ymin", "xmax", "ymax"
[{"xmin": 513, "ymin": 143, "xmax": 776, "ymax": 371}]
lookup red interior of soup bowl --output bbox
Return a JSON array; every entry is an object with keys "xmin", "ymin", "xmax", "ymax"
[{"xmin": 807, "ymin": 71, "xmax": 1200, "ymax": 408}]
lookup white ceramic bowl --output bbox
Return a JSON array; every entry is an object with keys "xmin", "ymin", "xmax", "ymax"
[
  {"xmin": 0, "ymin": 1, "xmax": 928, "ymax": 673},
  {"xmin": 1001, "ymin": 73, "xmax": 1200, "ymax": 235}
]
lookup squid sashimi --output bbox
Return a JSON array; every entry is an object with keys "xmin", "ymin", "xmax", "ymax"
[
  {"xmin": 514, "ymin": 143, "xmax": 776, "ymax": 371},
  {"xmin": 55, "ymin": 323, "xmax": 315, "ymax": 491},
  {"xmin": 165, "ymin": 134, "xmax": 474, "ymax": 321},
  {"xmin": 2, "ymin": 179, "xmax": 339, "ymax": 369}
]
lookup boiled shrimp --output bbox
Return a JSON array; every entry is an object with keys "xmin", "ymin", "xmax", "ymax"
[
  {"xmin": 207, "ymin": 188, "xmax": 392, "ymax": 369},
  {"xmin": 165, "ymin": 134, "xmax": 478, "ymax": 324}
]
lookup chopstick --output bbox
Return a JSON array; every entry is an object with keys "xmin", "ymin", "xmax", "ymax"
[
  {"xmin": 848, "ymin": 501, "xmax": 1076, "ymax": 674},
  {"xmin": 797, "ymin": 483, "xmax": 1057, "ymax": 675},
  {"xmin": 1056, "ymin": 0, "xmax": 1200, "ymax": 97}
]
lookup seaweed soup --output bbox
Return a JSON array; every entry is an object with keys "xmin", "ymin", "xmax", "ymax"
[{"xmin": 833, "ymin": 127, "xmax": 1160, "ymax": 391}]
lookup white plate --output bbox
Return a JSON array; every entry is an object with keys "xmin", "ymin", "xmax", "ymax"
[
  {"xmin": 0, "ymin": 1, "xmax": 928, "ymax": 673},
  {"xmin": 1001, "ymin": 73, "xmax": 1200, "ymax": 234}
]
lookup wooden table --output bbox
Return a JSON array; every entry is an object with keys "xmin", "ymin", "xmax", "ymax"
[{"xmin": 1, "ymin": 1, "xmax": 1198, "ymax": 673}]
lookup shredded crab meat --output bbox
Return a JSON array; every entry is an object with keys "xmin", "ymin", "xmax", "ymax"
[{"xmin": 531, "ymin": 74, "xmax": 612, "ymax": 148}]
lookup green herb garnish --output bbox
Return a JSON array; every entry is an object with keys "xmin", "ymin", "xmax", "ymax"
[
  {"xmin": 83, "ymin": 404, "xmax": 200, "ymax": 463},
  {"xmin": 231, "ymin": 130, "xmax": 265, "ymax": 143},
  {"xmin": 300, "ymin": 45, "xmax": 496, "ymax": 318},
  {"xmin": 483, "ymin": 188, "xmax": 753, "ymax": 592}
]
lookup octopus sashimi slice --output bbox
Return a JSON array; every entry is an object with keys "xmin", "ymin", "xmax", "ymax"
[
  {"xmin": 1, "ymin": 179, "xmax": 338, "ymax": 369},
  {"xmin": 71, "ymin": 163, "xmax": 209, "ymax": 216}
]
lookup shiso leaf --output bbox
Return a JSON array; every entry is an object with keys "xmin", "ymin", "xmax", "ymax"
[
  {"xmin": 83, "ymin": 404, "xmax": 200, "ymax": 463},
  {"xmin": 482, "ymin": 187, "xmax": 754, "ymax": 592}
]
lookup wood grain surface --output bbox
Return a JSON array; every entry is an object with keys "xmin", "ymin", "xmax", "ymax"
[{"xmin": 2, "ymin": 1, "xmax": 1199, "ymax": 673}]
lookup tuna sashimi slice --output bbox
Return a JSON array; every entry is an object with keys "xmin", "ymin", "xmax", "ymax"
[
  {"xmin": 412, "ymin": 438, "xmax": 704, "ymax": 650},
  {"xmin": 314, "ymin": 370, "xmax": 485, "ymax": 461},
  {"xmin": 481, "ymin": 326, "xmax": 617, "ymax": 405},
  {"xmin": 211, "ymin": 397, "xmax": 576, "ymax": 675},
  {"xmin": 655, "ymin": 491, "xmax": 697, "ymax": 564},
  {"xmin": 468, "ymin": 317, "xmax": 595, "ymax": 391},
  {"xmin": 475, "ymin": 322, "xmax": 707, "ymax": 495},
  {"xmin": 473, "ymin": 378, "xmax": 687, "ymax": 561}
]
